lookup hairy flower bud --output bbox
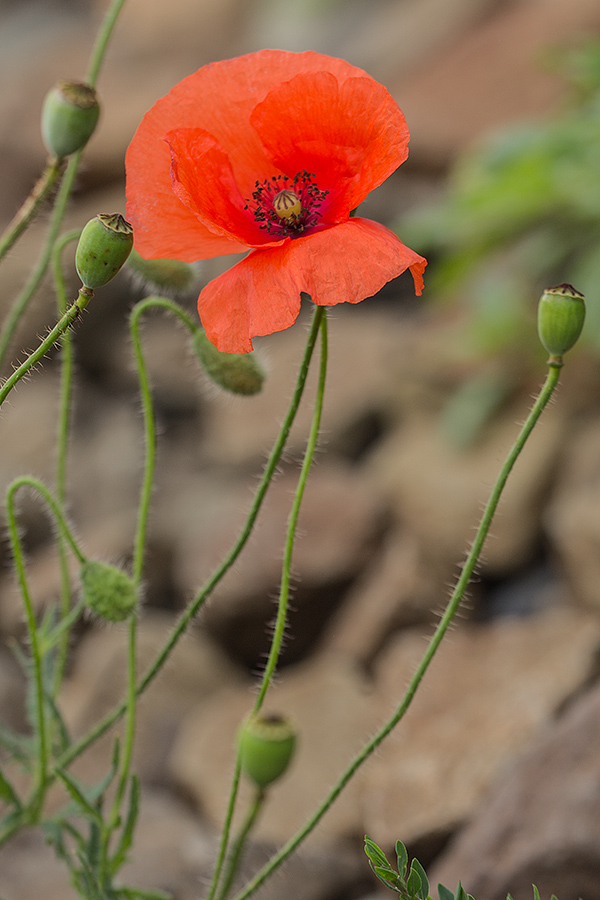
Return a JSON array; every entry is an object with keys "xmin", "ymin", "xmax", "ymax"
[
  {"xmin": 41, "ymin": 81, "xmax": 100, "ymax": 161},
  {"xmin": 538, "ymin": 283, "xmax": 585, "ymax": 362},
  {"xmin": 76, "ymin": 213, "xmax": 134, "ymax": 289},
  {"xmin": 238, "ymin": 713, "xmax": 296, "ymax": 789},
  {"xmin": 80, "ymin": 560, "xmax": 138, "ymax": 622},
  {"xmin": 193, "ymin": 329, "xmax": 265, "ymax": 395},
  {"xmin": 125, "ymin": 248, "xmax": 200, "ymax": 295}
]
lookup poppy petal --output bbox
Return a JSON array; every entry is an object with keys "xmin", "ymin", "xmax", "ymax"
[
  {"xmin": 198, "ymin": 249, "xmax": 302, "ymax": 354},
  {"xmin": 250, "ymin": 72, "xmax": 410, "ymax": 221},
  {"xmin": 198, "ymin": 218, "xmax": 426, "ymax": 353},
  {"xmin": 165, "ymin": 128, "xmax": 286, "ymax": 249},
  {"xmin": 126, "ymin": 51, "xmax": 375, "ymax": 261}
]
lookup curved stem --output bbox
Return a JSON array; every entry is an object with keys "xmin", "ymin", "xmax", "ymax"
[
  {"xmin": 0, "ymin": 160, "xmax": 63, "ymax": 265},
  {"xmin": 129, "ymin": 297, "xmax": 196, "ymax": 588},
  {"xmin": 0, "ymin": 287, "xmax": 93, "ymax": 409},
  {"xmin": 5, "ymin": 475, "xmax": 87, "ymax": 815},
  {"xmin": 229, "ymin": 362, "xmax": 562, "ymax": 900},
  {"xmin": 55, "ymin": 305, "xmax": 324, "ymax": 772}
]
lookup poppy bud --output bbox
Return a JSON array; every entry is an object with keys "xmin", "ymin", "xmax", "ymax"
[
  {"xmin": 76, "ymin": 213, "xmax": 134, "ymax": 289},
  {"xmin": 41, "ymin": 81, "xmax": 100, "ymax": 161},
  {"xmin": 193, "ymin": 329, "xmax": 265, "ymax": 395},
  {"xmin": 125, "ymin": 248, "xmax": 200, "ymax": 295},
  {"xmin": 80, "ymin": 560, "xmax": 138, "ymax": 623},
  {"xmin": 273, "ymin": 189, "xmax": 301, "ymax": 220},
  {"xmin": 537, "ymin": 283, "xmax": 585, "ymax": 363},
  {"xmin": 238, "ymin": 713, "xmax": 297, "ymax": 789}
]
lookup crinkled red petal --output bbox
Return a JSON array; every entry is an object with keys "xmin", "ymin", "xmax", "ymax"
[
  {"xmin": 198, "ymin": 218, "xmax": 426, "ymax": 353},
  {"xmin": 126, "ymin": 50, "xmax": 376, "ymax": 261},
  {"xmin": 250, "ymin": 71, "xmax": 410, "ymax": 222},
  {"xmin": 165, "ymin": 128, "xmax": 286, "ymax": 249}
]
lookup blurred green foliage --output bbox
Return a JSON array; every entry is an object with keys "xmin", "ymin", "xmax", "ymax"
[{"xmin": 402, "ymin": 40, "xmax": 600, "ymax": 358}]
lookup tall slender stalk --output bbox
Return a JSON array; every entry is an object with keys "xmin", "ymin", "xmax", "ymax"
[{"xmin": 229, "ymin": 361, "xmax": 562, "ymax": 900}]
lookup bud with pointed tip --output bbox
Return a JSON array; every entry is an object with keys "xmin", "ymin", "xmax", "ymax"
[
  {"xmin": 76, "ymin": 213, "xmax": 134, "ymax": 289},
  {"xmin": 537, "ymin": 283, "xmax": 585, "ymax": 363},
  {"xmin": 238, "ymin": 713, "xmax": 297, "ymax": 789},
  {"xmin": 41, "ymin": 81, "xmax": 100, "ymax": 161}
]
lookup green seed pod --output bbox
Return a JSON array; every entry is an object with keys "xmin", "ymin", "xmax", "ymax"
[
  {"xmin": 125, "ymin": 248, "xmax": 200, "ymax": 295},
  {"xmin": 76, "ymin": 213, "xmax": 134, "ymax": 289},
  {"xmin": 41, "ymin": 81, "xmax": 100, "ymax": 161},
  {"xmin": 80, "ymin": 560, "xmax": 138, "ymax": 623},
  {"xmin": 238, "ymin": 713, "xmax": 297, "ymax": 789},
  {"xmin": 193, "ymin": 329, "xmax": 265, "ymax": 395},
  {"xmin": 538, "ymin": 283, "xmax": 585, "ymax": 362}
]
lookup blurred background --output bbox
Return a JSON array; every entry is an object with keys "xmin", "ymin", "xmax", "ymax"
[{"xmin": 2, "ymin": 1, "xmax": 600, "ymax": 899}]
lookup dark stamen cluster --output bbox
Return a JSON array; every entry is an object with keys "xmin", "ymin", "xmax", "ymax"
[{"xmin": 245, "ymin": 171, "xmax": 329, "ymax": 237}]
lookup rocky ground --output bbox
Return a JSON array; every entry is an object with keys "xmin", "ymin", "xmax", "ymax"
[{"xmin": 2, "ymin": 1, "xmax": 600, "ymax": 900}]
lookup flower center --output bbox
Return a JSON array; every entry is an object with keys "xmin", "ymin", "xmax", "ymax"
[{"xmin": 245, "ymin": 171, "xmax": 329, "ymax": 237}]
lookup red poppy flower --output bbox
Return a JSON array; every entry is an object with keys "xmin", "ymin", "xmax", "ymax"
[{"xmin": 126, "ymin": 50, "xmax": 426, "ymax": 353}]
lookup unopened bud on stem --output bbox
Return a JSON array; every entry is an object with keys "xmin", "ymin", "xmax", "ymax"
[
  {"xmin": 537, "ymin": 283, "xmax": 585, "ymax": 365},
  {"xmin": 76, "ymin": 213, "xmax": 133, "ymax": 289},
  {"xmin": 238, "ymin": 713, "xmax": 297, "ymax": 789},
  {"xmin": 41, "ymin": 81, "xmax": 100, "ymax": 161},
  {"xmin": 193, "ymin": 329, "xmax": 265, "ymax": 395}
]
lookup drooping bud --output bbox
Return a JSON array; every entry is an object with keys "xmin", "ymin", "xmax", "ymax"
[
  {"xmin": 80, "ymin": 560, "xmax": 138, "ymax": 623},
  {"xmin": 41, "ymin": 81, "xmax": 100, "ymax": 161},
  {"xmin": 193, "ymin": 329, "xmax": 265, "ymax": 395},
  {"xmin": 125, "ymin": 248, "xmax": 200, "ymax": 295},
  {"xmin": 273, "ymin": 189, "xmax": 301, "ymax": 221},
  {"xmin": 537, "ymin": 283, "xmax": 585, "ymax": 363},
  {"xmin": 238, "ymin": 713, "xmax": 297, "ymax": 789},
  {"xmin": 75, "ymin": 214, "xmax": 134, "ymax": 289}
]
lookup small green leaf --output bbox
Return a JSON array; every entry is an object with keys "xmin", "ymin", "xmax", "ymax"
[
  {"xmin": 0, "ymin": 722, "xmax": 32, "ymax": 766},
  {"xmin": 364, "ymin": 836, "xmax": 390, "ymax": 868},
  {"xmin": 532, "ymin": 888, "xmax": 541, "ymax": 900},
  {"xmin": 410, "ymin": 859, "xmax": 429, "ymax": 899},
  {"xmin": 373, "ymin": 864, "xmax": 403, "ymax": 891},
  {"xmin": 396, "ymin": 840, "xmax": 409, "ymax": 879},
  {"xmin": 55, "ymin": 769, "xmax": 103, "ymax": 826},
  {"xmin": 0, "ymin": 768, "xmax": 21, "ymax": 809},
  {"xmin": 110, "ymin": 775, "xmax": 141, "ymax": 875},
  {"xmin": 438, "ymin": 887, "xmax": 454, "ymax": 900},
  {"xmin": 407, "ymin": 865, "xmax": 423, "ymax": 897}
]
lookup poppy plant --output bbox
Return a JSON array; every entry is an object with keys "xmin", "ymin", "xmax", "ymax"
[{"xmin": 126, "ymin": 50, "xmax": 426, "ymax": 353}]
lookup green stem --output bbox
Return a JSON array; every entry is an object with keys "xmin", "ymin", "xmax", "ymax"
[
  {"xmin": 86, "ymin": 0, "xmax": 129, "ymax": 88},
  {"xmin": 254, "ymin": 309, "xmax": 327, "ymax": 711},
  {"xmin": 206, "ymin": 306, "xmax": 326, "ymax": 900},
  {"xmin": 212, "ymin": 310, "xmax": 327, "ymax": 898},
  {"xmin": 0, "ymin": 287, "xmax": 93, "ymax": 409},
  {"xmin": 229, "ymin": 361, "xmax": 562, "ymax": 900},
  {"xmin": 129, "ymin": 297, "xmax": 196, "ymax": 589},
  {"xmin": 6, "ymin": 476, "xmax": 87, "ymax": 565},
  {"xmin": 52, "ymin": 229, "xmax": 81, "ymax": 696},
  {"xmin": 0, "ymin": 160, "xmax": 63, "ymax": 265},
  {"xmin": 55, "ymin": 305, "xmax": 324, "ymax": 773},
  {"xmin": 0, "ymin": 154, "xmax": 81, "ymax": 371},
  {"xmin": 0, "ymin": 0, "xmax": 128, "ymax": 368},
  {"xmin": 5, "ymin": 476, "xmax": 87, "ymax": 815},
  {"xmin": 217, "ymin": 789, "xmax": 265, "ymax": 900}
]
